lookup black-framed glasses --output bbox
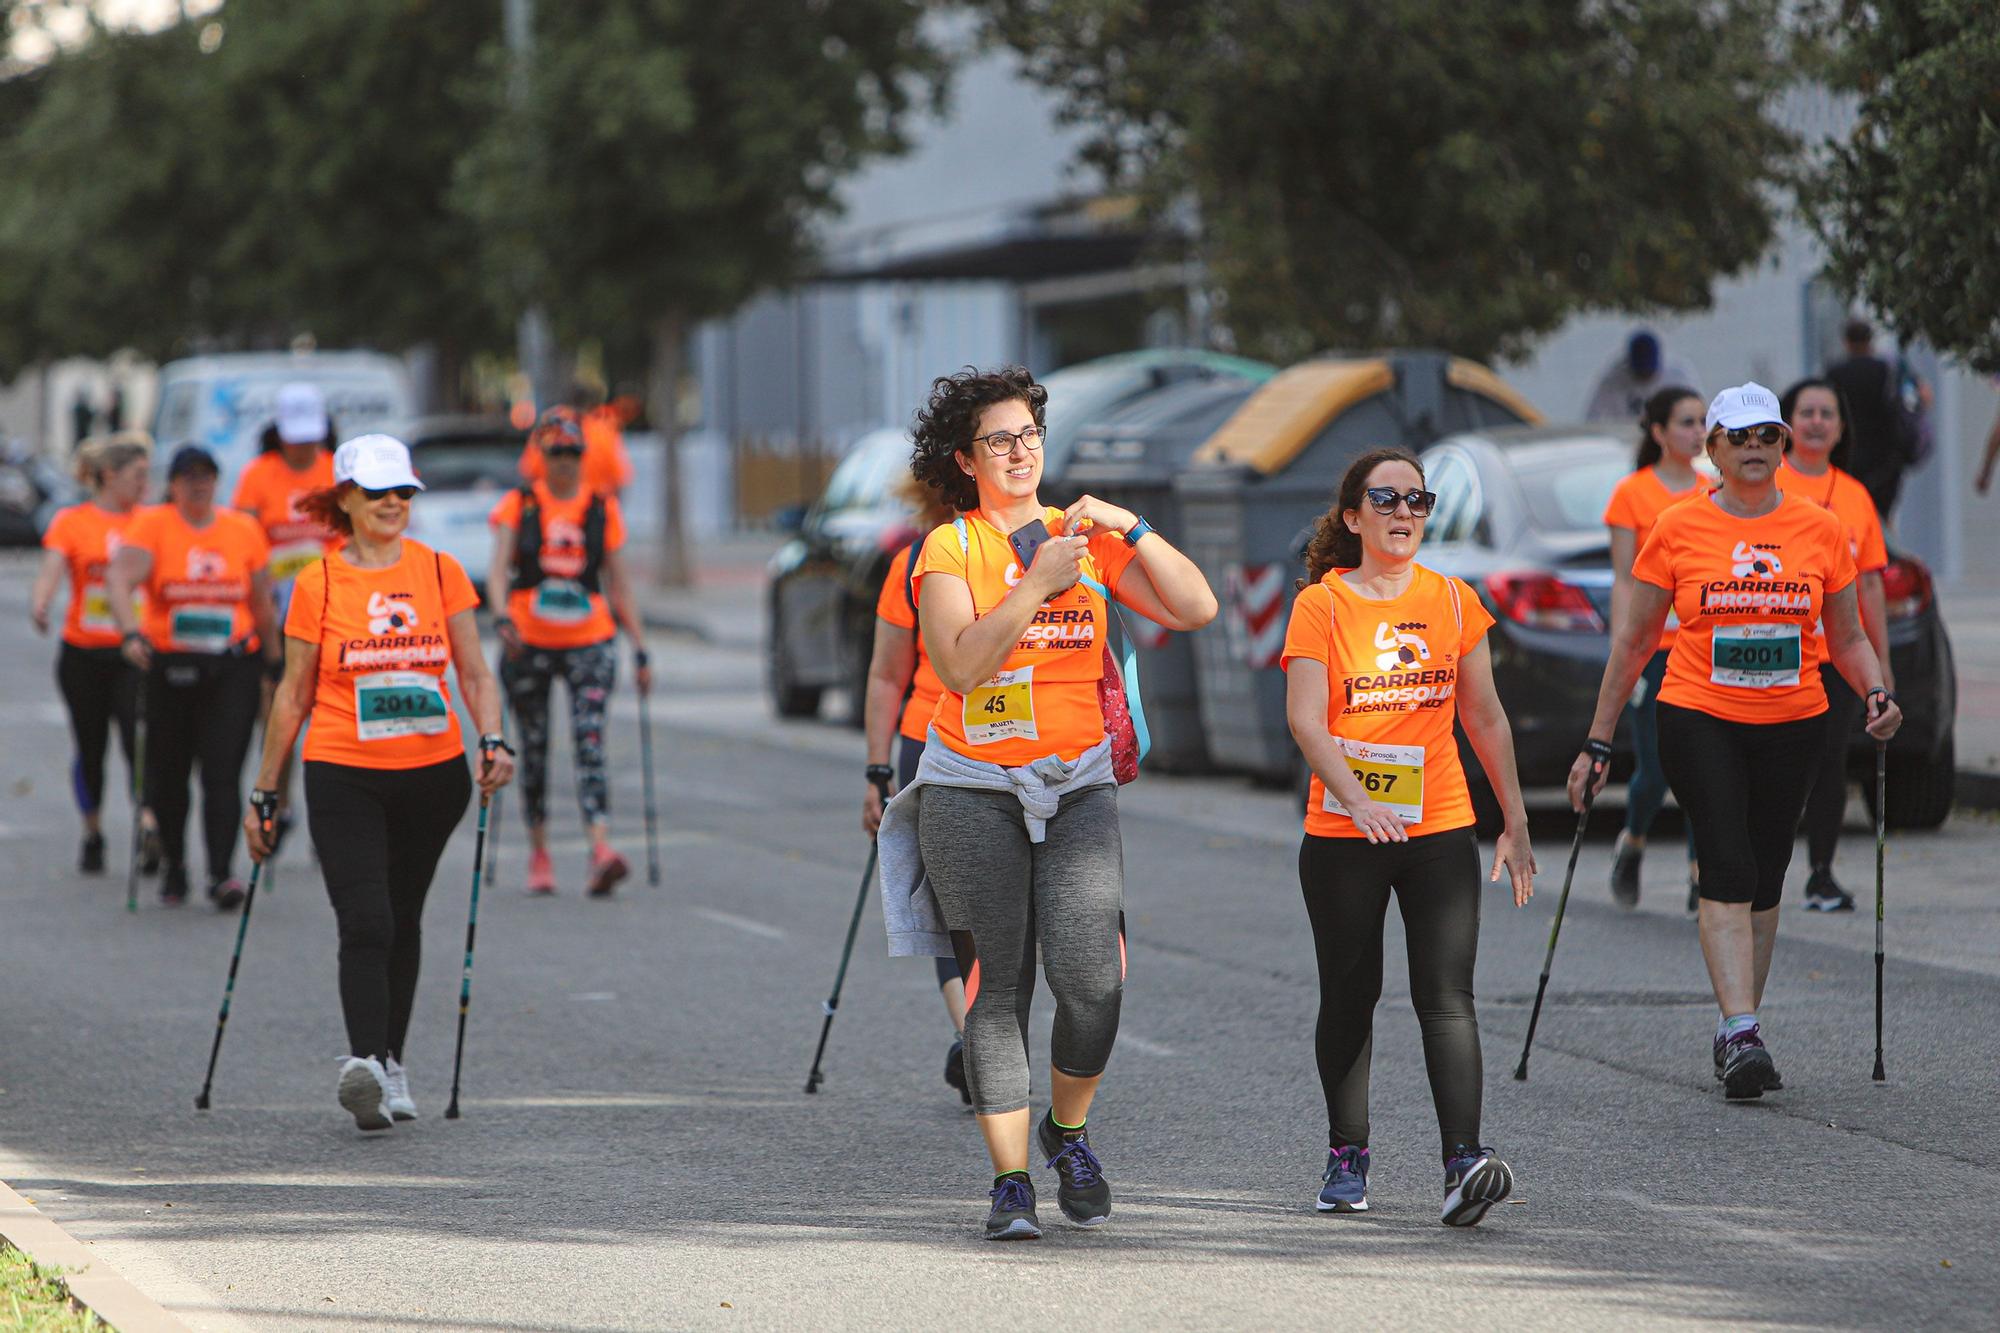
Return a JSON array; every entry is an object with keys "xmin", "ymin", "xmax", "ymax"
[
  {"xmin": 972, "ymin": 424, "xmax": 1045, "ymax": 457},
  {"xmin": 1714, "ymin": 424, "xmax": 1787, "ymax": 448},
  {"xmin": 1364, "ymin": 486, "xmax": 1437, "ymax": 517},
  {"xmin": 362, "ymin": 485, "xmax": 419, "ymax": 501}
]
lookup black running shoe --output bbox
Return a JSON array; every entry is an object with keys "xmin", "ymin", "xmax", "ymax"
[
  {"xmin": 1037, "ymin": 1113, "xmax": 1112, "ymax": 1227},
  {"xmin": 208, "ymin": 876, "xmax": 247, "ymax": 913},
  {"xmin": 1687, "ymin": 874, "xmax": 1701, "ymax": 914},
  {"xmin": 139, "ymin": 826, "xmax": 163, "ymax": 877},
  {"xmin": 79, "ymin": 831, "xmax": 106, "ymax": 875},
  {"xmin": 1804, "ymin": 867, "xmax": 1855, "ymax": 913},
  {"xmin": 159, "ymin": 864, "xmax": 189, "ymax": 907},
  {"xmin": 943, "ymin": 1037, "xmax": 969, "ymax": 1106},
  {"xmin": 1610, "ymin": 835, "xmax": 1641, "ymax": 908},
  {"xmin": 1721, "ymin": 1025, "xmax": 1778, "ymax": 1100},
  {"xmin": 1714, "ymin": 1029, "xmax": 1783, "ymax": 1091},
  {"xmin": 985, "ymin": 1175, "xmax": 1041, "ymax": 1241},
  {"xmin": 1441, "ymin": 1146, "xmax": 1513, "ymax": 1227}
]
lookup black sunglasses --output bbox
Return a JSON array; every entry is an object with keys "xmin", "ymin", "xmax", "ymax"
[
  {"xmin": 362, "ymin": 485, "xmax": 420, "ymax": 501},
  {"xmin": 1714, "ymin": 424, "xmax": 1786, "ymax": 448},
  {"xmin": 1363, "ymin": 486, "xmax": 1437, "ymax": 517},
  {"xmin": 545, "ymin": 444, "xmax": 585, "ymax": 458}
]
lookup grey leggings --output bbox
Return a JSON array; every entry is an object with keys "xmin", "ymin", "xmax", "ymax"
[{"xmin": 918, "ymin": 783, "xmax": 1125, "ymax": 1115}]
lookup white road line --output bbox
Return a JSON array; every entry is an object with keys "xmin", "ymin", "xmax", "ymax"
[
  {"xmin": 1119, "ymin": 1035, "xmax": 1176, "ymax": 1057},
  {"xmin": 691, "ymin": 906, "xmax": 786, "ymax": 940}
]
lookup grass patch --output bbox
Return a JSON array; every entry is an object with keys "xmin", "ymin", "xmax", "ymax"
[{"xmin": 0, "ymin": 1243, "xmax": 102, "ymax": 1332}]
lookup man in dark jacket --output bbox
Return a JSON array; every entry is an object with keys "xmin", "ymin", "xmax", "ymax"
[{"xmin": 1826, "ymin": 318, "xmax": 1930, "ymax": 520}]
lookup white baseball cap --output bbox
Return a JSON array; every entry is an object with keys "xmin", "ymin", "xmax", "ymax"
[
  {"xmin": 333, "ymin": 435, "xmax": 425, "ymax": 492},
  {"xmin": 274, "ymin": 382, "xmax": 330, "ymax": 445},
  {"xmin": 1705, "ymin": 382, "xmax": 1784, "ymax": 433}
]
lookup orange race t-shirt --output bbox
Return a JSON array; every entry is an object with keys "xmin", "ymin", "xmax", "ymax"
[
  {"xmin": 232, "ymin": 450, "xmax": 337, "ymax": 582},
  {"xmin": 42, "ymin": 503, "xmax": 142, "ymax": 649},
  {"xmin": 518, "ymin": 413, "xmax": 633, "ymax": 495},
  {"xmin": 489, "ymin": 484, "xmax": 627, "ymax": 649},
  {"xmin": 875, "ymin": 542, "xmax": 947, "ymax": 743},
  {"xmin": 126, "ymin": 505, "xmax": 271, "ymax": 653},
  {"xmin": 1602, "ymin": 466, "xmax": 1708, "ymax": 651},
  {"xmin": 1633, "ymin": 492, "xmax": 1856, "ymax": 724},
  {"xmin": 1778, "ymin": 459, "xmax": 1888, "ymax": 575},
  {"xmin": 912, "ymin": 508, "xmax": 1138, "ymax": 767},
  {"xmin": 1281, "ymin": 564, "xmax": 1496, "ymax": 839},
  {"xmin": 286, "ymin": 540, "xmax": 480, "ymax": 770}
]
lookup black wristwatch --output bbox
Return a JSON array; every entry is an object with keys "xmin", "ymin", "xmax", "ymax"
[
  {"xmin": 479, "ymin": 733, "xmax": 515, "ymax": 756},
  {"xmin": 1582, "ymin": 737, "xmax": 1613, "ymax": 769},
  {"xmin": 865, "ymin": 763, "xmax": 894, "ymax": 796},
  {"xmin": 1865, "ymin": 686, "xmax": 1898, "ymax": 710},
  {"xmin": 1122, "ymin": 516, "xmax": 1155, "ymax": 547},
  {"xmin": 248, "ymin": 788, "xmax": 280, "ymax": 824}
]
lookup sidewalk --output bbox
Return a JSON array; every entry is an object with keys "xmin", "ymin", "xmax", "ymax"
[
  {"xmin": 627, "ymin": 532, "xmax": 782, "ymax": 652},
  {"xmin": 1942, "ymin": 581, "xmax": 2000, "ymax": 806}
]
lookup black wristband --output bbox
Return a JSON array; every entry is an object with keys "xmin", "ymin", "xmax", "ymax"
[
  {"xmin": 1865, "ymin": 686, "xmax": 1896, "ymax": 705},
  {"xmin": 1583, "ymin": 737, "xmax": 1613, "ymax": 768},
  {"xmin": 248, "ymin": 789, "xmax": 280, "ymax": 824},
  {"xmin": 479, "ymin": 734, "xmax": 515, "ymax": 756},
  {"xmin": 122, "ymin": 630, "xmax": 145, "ymax": 646},
  {"xmin": 633, "ymin": 648, "xmax": 650, "ymax": 668},
  {"xmin": 865, "ymin": 763, "xmax": 894, "ymax": 796}
]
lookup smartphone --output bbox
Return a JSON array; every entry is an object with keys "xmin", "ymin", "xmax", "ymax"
[{"xmin": 1008, "ymin": 519, "xmax": 1054, "ymax": 571}]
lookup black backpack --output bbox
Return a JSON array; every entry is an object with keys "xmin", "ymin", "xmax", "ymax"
[{"xmin": 513, "ymin": 487, "xmax": 607, "ymax": 593}]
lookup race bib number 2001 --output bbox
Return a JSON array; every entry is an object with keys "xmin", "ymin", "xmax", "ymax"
[{"xmin": 1710, "ymin": 623, "xmax": 1801, "ymax": 689}]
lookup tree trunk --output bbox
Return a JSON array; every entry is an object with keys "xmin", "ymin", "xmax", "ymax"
[{"xmin": 648, "ymin": 310, "xmax": 693, "ymax": 588}]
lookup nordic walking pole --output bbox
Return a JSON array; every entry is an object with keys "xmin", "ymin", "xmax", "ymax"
[
  {"xmin": 1872, "ymin": 738, "xmax": 1887, "ymax": 1083},
  {"xmin": 126, "ymin": 712, "xmax": 146, "ymax": 915},
  {"xmin": 445, "ymin": 785, "xmax": 495, "ymax": 1120},
  {"xmin": 195, "ymin": 795, "xmax": 276, "ymax": 1109},
  {"xmin": 636, "ymin": 648, "xmax": 660, "ymax": 888},
  {"xmin": 1515, "ymin": 746, "xmax": 1608, "ymax": 1082},
  {"xmin": 805, "ymin": 833, "xmax": 882, "ymax": 1094}
]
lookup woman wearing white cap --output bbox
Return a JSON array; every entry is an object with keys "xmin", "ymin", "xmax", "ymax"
[
  {"xmin": 1569, "ymin": 384, "xmax": 1900, "ymax": 1101},
  {"xmin": 244, "ymin": 435, "xmax": 515, "ymax": 1132}
]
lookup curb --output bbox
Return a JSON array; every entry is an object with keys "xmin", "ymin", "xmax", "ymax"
[
  {"xmin": 639, "ymin": 608, "xmax": 712, "ymax": 643},
  {"xmin": 0, "ymin": 1179, "xmax": 190, "ymax": 1331},
  {"xmin": 1955, "ymin": 769, "xmax": 2000, "ymax": 813}
]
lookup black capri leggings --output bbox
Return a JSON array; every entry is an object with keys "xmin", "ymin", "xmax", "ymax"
[
  {"xmin": 57, "ymin": 643, "xmax": 139, "ymax": 816},
  {"xmin": 145, "ymin": 652, "xmax": 262, "ymax": 882},
  {"xmin": 305, "ymin": 757, "xmax": 472, "ymax": 1063},
  {"xmin": 1657, "ymin": 702, "xmax": 1824, "ymax": 911},
  {"xmin": 1299, "ymin": 827, "xmax": 1484, "ymax": 1163}
]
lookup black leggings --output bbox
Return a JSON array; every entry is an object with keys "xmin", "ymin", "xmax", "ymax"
[
  {"xmin": 1299, "ymin": 828, "xmax": 1484, "ymax": 1162},
  {"xmin": 145, "ymin": 653, "xmax": 262, "ymax": 881},
  {"xmin": 305, "ymin": 757, "xmax": 472, "ymax": 1062},
  {"xmin": 1799, "ymin": 665, "xmax": 1864, "ymax": 872},
  {"xmin": 1657, "ymin": 702, "xmax": 1824, "ymax": 911},
  {"xmin": 57, "ymin": 644, "xmax": 139, "ymax": 816}
]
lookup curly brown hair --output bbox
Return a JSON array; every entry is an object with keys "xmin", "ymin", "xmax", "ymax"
[
  {"xmin": 297, "ymin": 483, "xmax": 356, "ymax": 536},
  {"xmin": 1297, "ymin": 448, "xmax": 1425, "ymax": 589},
  {"xmin": 909, "ymin": 366, "xmax": 1047, "ymax": 513}
]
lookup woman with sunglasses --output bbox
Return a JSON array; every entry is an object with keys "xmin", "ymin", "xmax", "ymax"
[
  {"xmin": 1601, "ymin": 386, "xmax": 1708, "ymax": 912},
  {"xmin": 1570, "ymin": 384, "xmax": 1900, "ymax": 1101},
  {"xmin": 244, "ymin": 435, "xmax": 514, "ymax": 1131},
  {"xmin": 488, "ymin": 406, "xmax": 650, "ymax": 897},
  {"xmin": 1779, "ymin": 378, "xmax": 1892, "ymax": 913},
  {"xmin": 1283, "ymin": 448, "xmax": 1535, "ymax": 1226},
  {"xmin": 880, "ymin": 366, "xmax": 1215, "ymax": 1240}
]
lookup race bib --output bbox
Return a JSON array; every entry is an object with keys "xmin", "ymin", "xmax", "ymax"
[
  {"xmin": 170, "ymin": 603, "xmax": 236, "ymax": 654},
  {"xmin": 532, "ymin": 579, "xmax": 594, "ymax": 624},
  {"xmin": 79, "ymin": 583, "xmax": 117, "ymax": 634},
  {"xmin": 1711, "ymin": 623, "xmax": 1802, "ymax": 689},
  {"xmin": 269, "ymin": 540, "xmax": 324, "ymax": 583},
  {"xmin": 962, "ymin": 665, "xmax": 1038, "ymax": 745},
  {"xmin": 354, "ymin": 671, "xmax": 452, "ymax": 741},
  {"xmin": 1322, "ymin": 738, "xmax": 1426, "ymax": 824}
]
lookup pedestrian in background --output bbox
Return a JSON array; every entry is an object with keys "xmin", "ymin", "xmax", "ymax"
[
  {"xmin": 1583, "ymin": 329, "xmax": 1701, "ymax": 424},
  {"xmin": 31, "ymin": 432, "xmax": 152, "ymax": 874},
  {"xmin": 1825, "ymin": 318, "xmax": 1930, "ymax": 521},
  {"xmin": 518, "ymin": 385, "xmax": 633, "ymax": 498}
]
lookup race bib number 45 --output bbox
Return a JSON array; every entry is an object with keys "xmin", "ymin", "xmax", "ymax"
[
  {"xmin": 1322, "ymin": 738, "xmax": 1425, "ymax": 824},
  {"xmin": 1711, "ymin": 623, "xmax": 1801, "ymax": 689},
  {"xmin": 354, "ymin": 671, "xmax": 452, "ymax": 741},
  {"xmin": 962, "ymin": 665, "xmax": 1037, "ymax": 745}
]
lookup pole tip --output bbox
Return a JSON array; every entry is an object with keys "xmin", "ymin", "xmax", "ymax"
[
  {"xmin": 1872, "ymin": 1063, "xmax": 1886, "ymax": 1083},
  {"xmin": 194, "ymin": 1094, "xmax": 210, "ymax": 1110},
  {"xmin": 444, "ymin": 1104, "xmax": 461, "ymax": 1120},
  {"xmin": 1511, "ymin": 1063, "xmax": 1528, "ymax": 1082}
]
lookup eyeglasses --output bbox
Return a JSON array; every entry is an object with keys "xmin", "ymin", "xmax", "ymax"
[
  {"xmin": 972, "ymin": 424, "xmax": 1044, "ymax": 457},
  {"xmin": 1713, "ymin": 424, "xmax": 1787, "ymax": 448},
  {"xmin": 1363, "ymin": 487, "xmax": 1437, "ymax": 517},
  {"xmin": 362, "ymin": 485, "xmax": 419, "ymax": 501},
  {"xmin": 545, "ymin": 445, "xmax": 585, "ymax": 459}
]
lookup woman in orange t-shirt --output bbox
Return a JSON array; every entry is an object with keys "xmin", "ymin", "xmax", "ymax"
[
  {"xmin": 901, "ymin": 366, "xmax": 1215, "ymax": 1240},
  {"xmin": 1571, "ymin": 383, "xmax": 1901, "ymax": 1103},
  {"xmin": 1780, "ymin": 378, "xmax": 1894, "ymax": 912},
  {"xmin": 1281, "ymin": 447, "xmax": 1535, "ymax": 1226},
  {"xmin": 31, "ymin": 433, "xmax": 152, "ymax": 873},
  {"xmin": 243, "ymin": 434, "xmax": 513, "ymax": 1133},
  {"xmin": 1601, "ymin": 385, "xmax": 1707, "ymax": 911},
  {"xmin": 107, "ymin": 445, "xmax": 279, "ymax": 911}
]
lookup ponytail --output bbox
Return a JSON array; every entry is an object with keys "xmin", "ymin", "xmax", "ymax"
[{"xmin": 1636, "ymin": 386, "xmax": 1700, "ymax": 470}]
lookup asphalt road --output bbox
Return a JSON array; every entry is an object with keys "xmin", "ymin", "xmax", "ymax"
[{"xmin": 0, "ymin": 550, "xmax": 1995, "ymax": 1331}]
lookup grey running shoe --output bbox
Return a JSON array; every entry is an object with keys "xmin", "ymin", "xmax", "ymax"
[
  {"xmin": 1441, "ymin": 1146, "xmax": 1513, "ymax": 1227},
  {"xmin": 985, "ymin": 1175, "xmax": 1041, "ymax": 1241},
  {"xmin": 1804, "ymin": 867, "xmax": 1856, "ymax": 913},
  {"xmin": 1721, "ymin": 1026, "xmax": 1778, "ymax": 1100},
  {"xmin": 1715, "ymin": 1028, "xmax": 1783, "ymax": 1091},
  {"xmin": 1037, "ymin": 1114, "xmax": 1112, "ymax": 1226}
]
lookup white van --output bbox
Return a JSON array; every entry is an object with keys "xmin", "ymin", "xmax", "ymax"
[{"xmin": 150, "ymin": 351, "xmax": 412, "ymax": 495}]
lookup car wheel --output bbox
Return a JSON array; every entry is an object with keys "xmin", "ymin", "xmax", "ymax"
[
  {"xmin": 1871, "ymin": 733, "xmax": 1955, "ymax": 831},
  {"xmin": 766, "ymin": 621, "xmax": 823, "ymax": 719}
]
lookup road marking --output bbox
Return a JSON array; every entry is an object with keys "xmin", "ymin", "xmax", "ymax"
[
  {"xmin": 1120, "ymin": 1035, "xmax": 1176, "ymax": 1057},
  {"xmin": 1606, "ymin": 1190, "xmax": 1844, "ymax": 1259},
  {"xmin": 568, "ymin": 992, "xmax": 618, "ymax": 1002},
  {"xmin": 691, "ymin": 906, "xmax": 786, "ymax": 940}
]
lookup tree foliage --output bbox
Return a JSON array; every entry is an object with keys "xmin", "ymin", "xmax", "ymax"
[
  {"xmin": 985, "ymin": 0, "xmax": 1801, "ymax": 363},
  {"xmin": 1804, "ymin": 2, "xmax": 2000, "ymax": 372}
]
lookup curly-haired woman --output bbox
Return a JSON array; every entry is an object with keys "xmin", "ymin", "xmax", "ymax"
[{"xmin": 875, "ymin": 366, "xmax": 1216, "ymax": 1240}]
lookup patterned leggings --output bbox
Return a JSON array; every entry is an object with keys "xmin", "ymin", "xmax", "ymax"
[{"xmin": 502, "ymin": 639, "xmax": 618, "ymax": 829}]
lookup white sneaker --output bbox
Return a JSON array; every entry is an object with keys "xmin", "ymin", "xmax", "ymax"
[
  {"xmin": 337, "ymin": 1056, "xmax": 393, "ymax": 1132},
  {"xmin": 382, "ymin": 1057, "xmax": 417, "ymax": 1121}
]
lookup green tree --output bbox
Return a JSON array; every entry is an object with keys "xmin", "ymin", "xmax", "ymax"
[
  {"xmin": 1804, "ymin": 3, "xmax": 2000, "ymax": 372},
  {"xmin": 452, "ymin": 0, "xmax": 946, "ymax": 581},
  {"xmin": 984, "ymin": 0, "xmax": 1799, "ymax": 364}
]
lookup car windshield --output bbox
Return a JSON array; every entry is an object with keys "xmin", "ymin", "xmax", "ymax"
[
  {"xmin": 1510, "ymin": 447, "xmax": 1630, "ymax": 533},
  {"xmin": 410, "ymin": 440, "xmax": 522, "ymax": 493},
  {"xmin": 819, "ymin": 432, "xmax": 911, "ymax": 514}
]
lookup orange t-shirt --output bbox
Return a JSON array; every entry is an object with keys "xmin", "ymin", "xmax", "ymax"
[
  {"xmin": 1778, "ymin": 459, "xmax": 1888, "ymax": 574},
  {"xmin": 1602, "ymin": 466, "xmax": 1708, "ymax": 651},
  {"xmin": 489, "ymin": 484, "xmax": 627, "ymax": 649},
  {"xmin": 875, "ymin": 542, "xmax": 946, "ymax": 743},
  {"xmin": 1281, "ymin": 565, "xmax": 1495, "ymax": 839},
  {"xmin": 286, "ymin": 540, "xmax": 480, "ymax": 770},
  {"xmin": 126, "ymin": 505, "xmax": 271, "ymax": 653},
  {"xmin": 1633, "ymin": 492, "xmax": 1856, "ymax": 723},
  {"xmin": 912, "ymin": 508, "xmax": 1139, "ymax": 767},
  {"xmin": 518, "ymin": 413, "xmax": 633, "ymax": 495},
  {"xmin": 42, "ymin": 503, "xmax": 141, "ymax": 649},
  {"xmin": 232, "ymin": 450, "xmax": 337, "ymax": 582}
]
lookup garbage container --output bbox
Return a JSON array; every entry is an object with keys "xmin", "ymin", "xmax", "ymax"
[
  {"xmin": 1065, "ymin": 373, "xmax": 1272, "ymax": 772},
  {"xmin": 1174, "ymin": 352, "xmax": 1540, "ymax": 782}
]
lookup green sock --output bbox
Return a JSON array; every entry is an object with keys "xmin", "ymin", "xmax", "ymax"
[
  {"xmin": 1048, "ymin": 1110, "xmax": 1086, "ymax": 1140},
  {"xmin": 993, "ymin": 1170, "xmax": 1030, "ymax": 1189}
]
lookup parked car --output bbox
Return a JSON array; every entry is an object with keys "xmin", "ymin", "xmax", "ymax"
[
  {"xmin": 396, "ymin": 414, "xmax": 529, "ymax": 599},
  {"xmin": 0, "ymin": 446, "xmax": 81, "ymax": 545}
]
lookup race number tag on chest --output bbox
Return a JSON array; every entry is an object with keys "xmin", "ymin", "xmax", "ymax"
[
  {"xmin": 532, "ymin": 579, "xmax": 593, "ymax": 624},
  {"xmin": 269, "ymin": 540, "xmax": 323, "ymax": 582},
  {"xmin": 963, "ymin": 665, "xmax": 1038, "ymax": 745},
  {"xmin": 354, "ymin": 671, "xmax": 452, "ymax": 741},
  {"xmin": 1322, "ymin": 738, "xmax": 1426, "ymax": 824},
  {"xmin": 1711, "ymin": 623, "xmax": 1802, "ymax": 689},
  {"xmin": 80, "ymin": 583, "xmax": 117, "ymax": 634},
  {"xmin": 170, "ymin": 603, "xmax": 235, "ymax": 653}
]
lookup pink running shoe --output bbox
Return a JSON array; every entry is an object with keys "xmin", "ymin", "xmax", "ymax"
[
  {"xmin": 587, "ymin": 844, "xmax": 629, "ymax": 898},
  {"xmin": 527, "ymin": 846, "xmax": 556, "ymax": 896}
]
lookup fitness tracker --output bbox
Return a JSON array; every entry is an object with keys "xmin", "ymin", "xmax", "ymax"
[
  {"xmin": 1122, "ymin": 516, "xmax": 1155, "ymax": 547},
  {"xmin": 479, "ymin": 734, "xmax": 516, "ymax": 756}
]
